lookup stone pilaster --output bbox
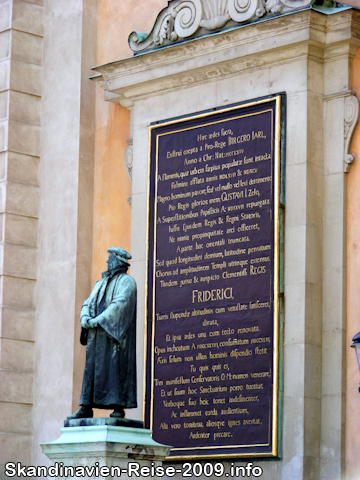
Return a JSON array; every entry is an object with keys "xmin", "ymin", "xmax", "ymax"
[
  {"xmin": 32, "ymin": 0, "xmax": 97, "ymax": 467},
  {"xmin": 0, "ymin": 0, "xmax": 43, "ymax": 474}
]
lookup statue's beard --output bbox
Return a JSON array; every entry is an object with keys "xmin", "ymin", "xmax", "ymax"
[{"xmin": 108, "ymin": 262, "xmax": 128, "ymax": 273}]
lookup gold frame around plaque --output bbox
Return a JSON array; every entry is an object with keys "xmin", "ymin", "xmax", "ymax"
[{"xmin": 143, "ymin": 95, "xmax": 283, "ymax": 461}]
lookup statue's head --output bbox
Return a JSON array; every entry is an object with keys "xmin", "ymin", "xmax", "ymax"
[{"xmin": 107, "ymin": 247, "xmax": 132, "ymax": 272}]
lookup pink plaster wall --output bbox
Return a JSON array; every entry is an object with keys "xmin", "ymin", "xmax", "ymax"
[
  {"xmin": 90, "ymin": 1, "xmax": 168, "ymax": 418},
  {"xmin": 92, "ymin": 0, "xmax": 166, "ymax": 281}
]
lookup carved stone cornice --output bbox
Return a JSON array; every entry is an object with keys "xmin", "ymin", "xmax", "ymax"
[
  {"xmin": 127, "ymin": 0, "xmax": 333, "ymax": 54},
  {"xmin": 90, "ymin": 8, "xmax": 360, "ymax": 110}
]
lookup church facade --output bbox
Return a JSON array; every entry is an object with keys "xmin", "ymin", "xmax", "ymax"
[{"xmin": 1, "ymin": 0, "xmax": 360, "ymax": 479}]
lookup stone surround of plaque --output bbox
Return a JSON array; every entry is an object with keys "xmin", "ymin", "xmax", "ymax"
[{"xmin": 144, "ymin": 95, "xmax": 285, "ymax": 459}]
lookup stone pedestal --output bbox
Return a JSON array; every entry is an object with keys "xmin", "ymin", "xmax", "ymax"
[{"xmin": 40, "ymin": 422, "xmax": 171, "ymax": 480}]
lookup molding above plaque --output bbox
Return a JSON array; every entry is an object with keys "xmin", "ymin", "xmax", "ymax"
[
  {"xmin": 91, "ymin": 8, "xmax": 359, "ymax": 110},
  {"xmin": 128, "ymin": 0, "xmax": 348, "ymax": 54}
]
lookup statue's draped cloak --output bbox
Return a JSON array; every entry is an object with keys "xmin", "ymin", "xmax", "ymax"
[{"xmin": 79, "ymin": 273, "xmax": 137, "ymax": 409}]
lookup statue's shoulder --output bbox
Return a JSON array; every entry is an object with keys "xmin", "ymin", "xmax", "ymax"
[
  {"xmin": 91, "ymin": 278, "xmax": 103, "ymax": 291},
  {"xmin": 118, "ymin": 273, "xmax": 137, "ymax": 289},
  {"xmin": 92, "ymin": 279, "xmax": 102, "ymax": 289}
]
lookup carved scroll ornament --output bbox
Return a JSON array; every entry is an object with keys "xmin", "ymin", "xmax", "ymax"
[
  {"xmin": 129, "ymin": 0, "xmax": 313, "ymax": 53},
  {"xmin": 344, "ymin": 93, "xmax": 360, "ymax": 173},
  {"xmin": 124, "ymin": 142, "xmax": 133, "ymax": 204}
]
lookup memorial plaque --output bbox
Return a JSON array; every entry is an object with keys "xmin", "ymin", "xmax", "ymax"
[{"xmin": 144, "ymin": 96, "xmax": 285, "ymax": 460}]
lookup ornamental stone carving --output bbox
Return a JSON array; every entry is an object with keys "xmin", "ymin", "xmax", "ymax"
[
  {"xmin": 124, "ymin": 141, "xmax": 133, "ymax": 204},
  {"xmin": 129, "ymin": 0, "xmax": 313, "ymax": 54},
  {"xmin": 124, "ymin": 143, "xmax": 133, "ymax": 183},
  {"xmin": 344, "ymin": 93, "xmax": 359, "ymax": 173}
]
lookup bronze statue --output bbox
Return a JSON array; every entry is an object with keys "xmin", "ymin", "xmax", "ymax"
[{"xmin": 68, "ymin": 247, "xmax": 137, "ymax": 419}]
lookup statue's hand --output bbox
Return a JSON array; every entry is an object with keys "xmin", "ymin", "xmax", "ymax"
[
  {"xmin": 81, "ymin": 315, "xmax": 91, "ymax": 329},
  {"xmin": 88, "ymin": 318, "xmax": 99, "ymax": 329}
]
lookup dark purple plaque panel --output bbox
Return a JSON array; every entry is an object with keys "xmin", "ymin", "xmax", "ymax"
[{"xmin": 145, "ymin": 97, "xmax": 283, "ymax": 460}]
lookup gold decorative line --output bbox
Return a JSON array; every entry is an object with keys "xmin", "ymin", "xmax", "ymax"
[
  {"xmin": 150, "ymin": 134, "xmax": 161, "ymax": 431},
  {"xmin": 143, "ymin": 126, "xmax": 153, "ymax": 423},
  {"xmin": 148, "ymin": 107, "xmax": 273, "ymax": 433},
  {"xmin": 171, "ymin": 442, "xmax": 270, "ymax": 451},
  {"xmin": 156, "ymin": 109, "xmax": 273, "ymax": 139},
  {"xmin": 167, "ymin": 452, "xmax": 276, "ymax": 461},
  {"xmin": 271, "ymin": 94, "xmax": 282, "ymax": 456}
]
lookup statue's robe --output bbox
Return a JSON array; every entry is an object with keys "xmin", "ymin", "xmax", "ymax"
[{"xmin": 79, "ymin": 271, "xmax": 137, "ymax": 409}]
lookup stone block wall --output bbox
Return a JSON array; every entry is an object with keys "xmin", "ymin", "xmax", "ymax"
[
  {"xmin": 0, "ymin": 0, "xmax": 43, "ymax": 473},
  {"xmin": 0, "ymin": 0, "xmax": 98, "ymax": 470}
]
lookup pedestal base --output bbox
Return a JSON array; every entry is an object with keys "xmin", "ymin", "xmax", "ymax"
[
  {"xmin": 64, "ymin": 417, "xmax": 144, "ymax": 428},
  {"xmin": 41, "ymin": 424, "xmax": 171, "ymax": 480}
]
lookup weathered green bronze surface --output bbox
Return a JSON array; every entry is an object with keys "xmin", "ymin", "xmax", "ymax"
[{"xmin": 67, "ymin": 247, "xmax": 137, "ymax": 421}]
